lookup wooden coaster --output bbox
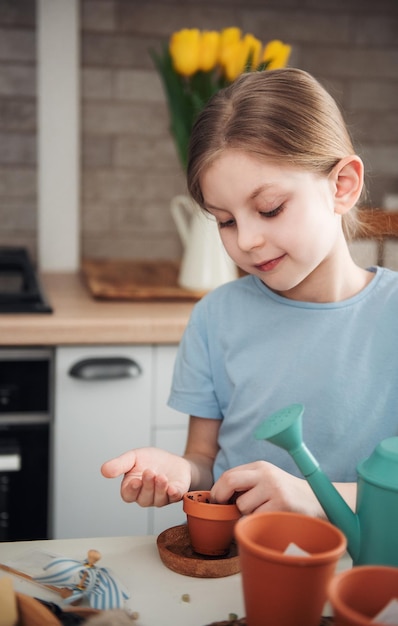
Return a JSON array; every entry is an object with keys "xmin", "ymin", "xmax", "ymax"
[{"xmin": 157, "ymin": 524, "xmax": 240, "ymax": 578}]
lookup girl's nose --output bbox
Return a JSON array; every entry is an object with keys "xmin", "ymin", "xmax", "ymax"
[{"xmin": 237, "ymin": 221, "xmax": 264, "ymax": 251}]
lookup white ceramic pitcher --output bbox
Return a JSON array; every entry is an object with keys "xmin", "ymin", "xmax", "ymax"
[{"xmin": 171, "ymin": 195, "xmax": 238, "ymax": 292}]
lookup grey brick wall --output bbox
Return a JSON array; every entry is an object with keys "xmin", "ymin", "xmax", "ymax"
[
  {"xmin": 0, "ymin": 0, "xmax": 37, "ymax": 257},
  {"xmin": 1, "ymin": 0, "xmax": 398, "ymax": 262}
]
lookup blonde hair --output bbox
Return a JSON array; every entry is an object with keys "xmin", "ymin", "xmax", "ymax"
[{"xmin": 187, "ymin": 68, "xmax": 364, "ymax": 239}]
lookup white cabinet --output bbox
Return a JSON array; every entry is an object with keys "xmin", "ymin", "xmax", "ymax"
[
  {"xmin": 53, "ymin": 344, "xmax": 188, "ymax": 539},
  {"xmin": 149, "ymin": 345, "xmax": 188, "ymax": 535},
  {"xmin": 53, "ymin": 345, "xmax": 151, "ymax": 539}
]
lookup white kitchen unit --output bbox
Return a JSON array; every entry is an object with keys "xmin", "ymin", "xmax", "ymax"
[
  {"xmin": 149, "ymin": 344, "xmax": 189, "ymax": 535},
  {"xmin": 53, "ymin": 345, "xmax": 188, "ymax": 539}
]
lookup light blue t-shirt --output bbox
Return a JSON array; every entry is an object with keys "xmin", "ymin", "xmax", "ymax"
[{"xmin": 168, "ymin": 267, "xmax": 398, "ymax": 483}]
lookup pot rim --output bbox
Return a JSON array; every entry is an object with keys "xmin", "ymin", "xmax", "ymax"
[
  {"xmin": 234, "ymin": 511, "xmax": 347, "ymax": 565},
  {"xmin": 328, "ymin": 565, "xmax": 398, "ymax": 626},
  {"xmin": 183, "ymin": 491, "xmax": 241, "ymax": 521}
]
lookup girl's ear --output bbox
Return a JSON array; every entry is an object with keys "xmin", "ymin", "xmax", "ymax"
[{"xmin": 330, "ymin": 155, "xmax": 364, "ymax": 215}]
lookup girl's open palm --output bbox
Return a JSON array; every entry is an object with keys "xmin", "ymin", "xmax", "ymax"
[{"xmin": 101, "ymin": 447, "xmax": 191, "ymax": 507}]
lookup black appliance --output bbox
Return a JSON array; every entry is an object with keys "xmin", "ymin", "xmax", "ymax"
[
  {"xmin": 0, "ymin": 247, "xmax": 52, "ymax": 313},
  {"xmin": 0, "ymin": 348, "xmax": 53, "ymax": 541}
]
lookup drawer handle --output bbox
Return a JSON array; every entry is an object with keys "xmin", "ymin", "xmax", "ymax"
[{"xmin": 68, "ymin": 357, "xmax": 142, "ymax": 381}]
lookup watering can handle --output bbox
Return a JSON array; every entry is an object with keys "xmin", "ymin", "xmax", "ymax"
[{"xmin": 170, "ymin": 195, "xmax": 194, "ymax": 247}]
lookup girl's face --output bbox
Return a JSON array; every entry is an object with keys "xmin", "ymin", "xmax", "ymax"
[{"xmin": 200, "ymin": 149, "xmax": 346, "ymax": 301}]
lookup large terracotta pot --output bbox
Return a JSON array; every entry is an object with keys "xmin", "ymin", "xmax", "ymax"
[
  {"xmin": 183, "ymin": 490, "xmax": 241, "ymax": 556},
  {"xmin": 234, "ymin": 511, "xmax": 347, "ymax": 626}
]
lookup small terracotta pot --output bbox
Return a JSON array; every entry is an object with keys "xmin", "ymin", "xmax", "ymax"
[
  {"xmin": 234, "ymin": 511, "xmax": 347, "ymax": 626},
  {"xmin": 183, "ymin": 490, "xmax": 241, "ymax": 556},
  {"xmin": 328, "ymin": 565, "xmax": 398, "ymax": 626}
]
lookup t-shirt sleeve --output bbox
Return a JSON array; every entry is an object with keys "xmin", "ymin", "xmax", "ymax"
[{"xmin": 167, "ymin": 304, "xmax": 223, "ymax": 419}]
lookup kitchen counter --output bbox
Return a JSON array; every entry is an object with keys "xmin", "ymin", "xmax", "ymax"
[
  {"xmin": 0, "ymin": 273, "xmax": 194, "ymax": 345},
  {"xmin": 0, "ymin": 534, "xmax": 352, "ymax": 625},
  {"xmin": 0, "ymin": 534, "xmax": 246, "ymax": 626}
]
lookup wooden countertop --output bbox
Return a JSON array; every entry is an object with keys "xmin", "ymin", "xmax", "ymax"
[{"xmin": 0, "ymin": 273, "xmax": 194, "ymax": 346}]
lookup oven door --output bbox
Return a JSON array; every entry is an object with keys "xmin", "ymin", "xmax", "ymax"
[
  {"xmin": 0, "ymin": 422, "xmax": 49, "ymax": 540},
  {"xmin": 0, "ymin": 348, "xmax": 52, "ymax": 541}
]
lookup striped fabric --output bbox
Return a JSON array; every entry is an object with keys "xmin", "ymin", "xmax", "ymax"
[{"xmin": 34, "ymin": 556, "xmax": 130, "ymax": 609}]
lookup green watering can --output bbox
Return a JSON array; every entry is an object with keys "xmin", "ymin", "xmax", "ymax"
[{"xmin": 255, "ymin": 404, "xmax": 398, "ymax": 566}]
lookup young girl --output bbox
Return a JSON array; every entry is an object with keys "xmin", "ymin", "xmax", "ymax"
[{"xmin": 101, "ymin": 68, "xmax": 398, "ymax": 518}]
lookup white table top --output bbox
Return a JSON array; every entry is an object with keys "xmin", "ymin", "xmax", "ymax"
[
  {"xmin": 0, "ymin": 534, "xmax": 352, "ymax": 626},
  {"xmin": 0, "ymin": 534, "xmax": 245, "ymax": 625}
]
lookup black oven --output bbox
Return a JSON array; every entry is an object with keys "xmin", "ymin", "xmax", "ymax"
[{"xmin": 0, "ymin": 348, "xmax": 53, "ymax": 541}]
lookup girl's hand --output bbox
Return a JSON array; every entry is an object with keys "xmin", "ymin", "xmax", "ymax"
[
  {"xmin": 210, "ymin": 461, "xmax": 326, "ymax": 518},
  {"xmin": 101, "ymin": 447, "xmax": 191, "ymax": 507}
]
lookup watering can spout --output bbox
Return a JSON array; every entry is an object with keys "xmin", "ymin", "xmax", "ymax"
[{"xmin": 255, "ymin": 404, "xmax": 360, "ymax": 561}]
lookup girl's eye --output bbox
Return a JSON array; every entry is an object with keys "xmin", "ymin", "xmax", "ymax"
[
  {"xmin": 217, "ymin": 203, "xmax": 284, "ymax": 228},
  {"xmin": 260, "ymin": 205, "xmax": 284, "ymax": 218},
  {"xmin": 218, "ymin": 218, "xmax": 235, "ymax": 229}
]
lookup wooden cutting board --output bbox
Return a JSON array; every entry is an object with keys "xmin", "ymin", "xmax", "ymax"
[{"xmin": 82, "ymin": 259, "xmax": 206, "ymax": 301}]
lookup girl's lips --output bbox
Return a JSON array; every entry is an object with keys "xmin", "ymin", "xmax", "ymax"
[{"xmin": 255, "ymin": 254, "xmax": 286, "ymax": 272}]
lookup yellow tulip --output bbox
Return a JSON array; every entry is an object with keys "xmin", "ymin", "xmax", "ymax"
[
  {"xmin": 218, "ymin": 27, "xmax": 242, "ymax": 68},
  {"xmin": 198, "ymin": 31, "xmax": 220, "ymax": 72},
  {"xmin": 221, "ymin": 36, "xmax": 262, "ymax": 82},
  {"xmin": 241, "ymin": 33, "xmax": 262, "ymax": 69},
  {"xmin": 262, "ymin": 39, "xmax": 292, "ymax": 70},
  {"xmin": 219, "ymin": 30, "xmax": 265, "ymax": 82},
  {"xmin": 220, "ymin": 26, "xmax": 242, "ymax": 44},
  {"xmin": 169, "ymin": 29, "xmax": 201, "ymax": 76},
  {"xmin": 220, "ymin": 41, "xmax": 244, "ymax": 82}
]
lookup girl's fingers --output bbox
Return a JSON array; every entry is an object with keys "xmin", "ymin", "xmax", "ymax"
[
  {"xmin": 132, "ymin": 469, "xmax": 170, "ymax": 507},
  {"xmin": 120, "ymin": 474, "xmax": 144, "ymax": 503},
  {"xmin": 153, "ymin": 474, "xmax": 170, "ymax": 507},
  {"xmin": 101, "ymin": 450, "xmax": 138, "ymax": 478}
]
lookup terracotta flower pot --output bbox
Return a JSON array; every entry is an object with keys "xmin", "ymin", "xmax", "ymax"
[
  {"xmin": 328, "ymin": 565, "xmax": 398, "ymax": 626},
  {"xmin": 234, "ymin": 511, "xmax": 347, "ymax": 626},
  {"xmin": 183, "ymin": 490, "xmax": 241, "ymax": 556}
]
